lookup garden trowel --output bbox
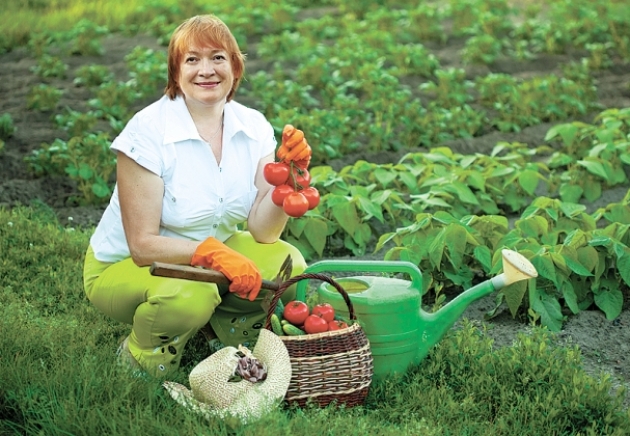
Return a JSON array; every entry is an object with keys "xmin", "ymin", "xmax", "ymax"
[{"xmin": 149, "ymin": 254, "xmax": 293, "ymax": 292}]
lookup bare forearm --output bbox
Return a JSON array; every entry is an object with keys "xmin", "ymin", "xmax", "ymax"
[
  {"xmin": 247, "ymin": 190, "xmax": 289, "ymax": 243},
  {"xmin": 128, "ymin": 235, "xmax": 201, "ymax": 267}
]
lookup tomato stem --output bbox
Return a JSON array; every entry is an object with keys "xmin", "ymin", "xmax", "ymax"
[{"xmin": 288, "ymin": 160, "xmax": 303, "ymax": 191}]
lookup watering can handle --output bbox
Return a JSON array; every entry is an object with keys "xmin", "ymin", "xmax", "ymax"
[{"xmin": 295, "ymin": 260, "xmax": 423, "ymax": 301}]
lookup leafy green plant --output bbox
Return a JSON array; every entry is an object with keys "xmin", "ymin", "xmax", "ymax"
[
  {"xmin": 30, "ymin": 54, "xmax": 68, "ymax": 78},
  {"xmin": 64, "ymin": 19, "xmax": 108, "ymax": 56},
  {"xmin": 245, "ymin": 71, "xmax": 319, "ymax": 121},
  {"xmin": 545, "ymin": 111, "xmax": 630, "ymax": 203},
  {"xmin": 25, "ymin": 132, "xmax": 115, "ymax": 204},
  {"xmin": 505, "ymin": 39, "xmax": 536, "ymax": 61},
  {"xmin": 419, "ymin": 67, "xmax": 473, "ymax": 108},
  {"xmin": 405, "ymin": 3, "xmax": 445, "ymax": 42},
  {"xmin": 492, "ymin": 196, "xmax": 628, "ymax": 331},
  {"xmin": 88, "ymin": 81, "xmax": 140, "ymax": 122},
  {"xmin": 389, "ymin": 43, "xmax": 440, "ymax": 78},
  {"xmin": 269, "ymin": 103, "xmax": 361, "ymax": 161},
  {"xmin": 26, "ymin": 84, "xmax": 63, "ymax": 112},
  {"xmin": 377, "ymin": 211, "xmax": 507, "ymax": 295},
  {"xmin": 124, "ymin": 46, "xmax": 168, "ymax": 99},
  {"xmin": 26, "ymin": 31, "xmax": 55, "ymax": 58},
  {"xmin": 584, "ymin": 42, "xmax": 614, "ymax": 70},
  {"xmin": 473, "ymin": 9, "xmax": 515, "ymax": 37},
  {"xmin": 447, "ymin": 0, "xmax": 478, "ymax": 36},
  {"xmin": 0, "ymin": 113, "xmax": 16, "ymax": 139},
  {"xmin": 477, "ymin": 73, "xmax": 597, "ymax": 132},
  {"xmin": 594, "ymin": 189, "xmax": 630, "ymax": 227},
  {"xmin": 54, "ymin": 109, "xmax": 99, "ymax": 137},
  {"xmin": 422, "ymin": 105, "xmax": 487, "ymax": 142},
  {"xmin": 73, "ymin": 64, "xmax": 114, "ymax": 88},
  {"xmin": 461, "ymin": 34, "xmax": 504, "ymax": 65},
  {"xmin": 357, "ymin": 185, "xmax": 630, "ymax": 331}
]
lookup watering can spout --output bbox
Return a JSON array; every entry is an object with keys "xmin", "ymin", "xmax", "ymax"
[{"xmin": 415, "ymin": 250, "xmax": 538, "ymax": 364}]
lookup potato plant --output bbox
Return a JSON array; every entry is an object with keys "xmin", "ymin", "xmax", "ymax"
[
  {"xmin": 30, "ymin": 54, "xmax": 68, "ymax": 79},
  {"xmin": 0, "ymin": 113, "xmax": 16, "ymax": 139},
  {"xmin": 6, "ymin": 0, "xmax": 630, "ymax": 332},
  {"xmin": 124, "ymin": 46, "xmax": 168, "ymax": 99},
  {"xmin": 73, "ymin": 64, "xmax": 114, "ymax": 88},
  {"xmin": 25, "ymin": 133, "xmax": 115, "ymax": 205},
  {"xmin": 64, "ymin": 19, "xmax": 108, "ymax": 56},
  {"xmin": 26, "ymin": 84, "xmax": 63, "ymax": 112},
  {"xmin": 54, "ymin": 109, "xmax": 99, "ymax": 138}
]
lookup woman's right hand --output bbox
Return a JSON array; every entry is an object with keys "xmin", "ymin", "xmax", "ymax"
[{"xmin": 191, "ymin": 237, "xmax": 262, "ymax": 301}]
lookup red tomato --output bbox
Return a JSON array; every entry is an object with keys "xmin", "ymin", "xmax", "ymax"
[
  {"xmin": 264, "ymin": 162, "xmax": 290, "ymax": 186},
  {"xmin": 283, "ymin": 301, "xmax": 310, "ymax": 326},
  {"xmin": 283, "ymin": 192, "xmax": 309, "ymax": 218},
  {"xmin": 304, "ymin": 314, "xmax": 329, "ymax": 334},
  {"xmin": 312, "ymin": 303, "xmax": 335, "ymax": 322},
  {"xmin": 288, "ymin": 167, "xmax": 311, "ymax": 190},
  {"xmin": 271, "ymin": 184, "xmax": 294, "ymax": 207},
  {"xmin": 328, "ymin": 320, "xmax": 349, "ymax": 331},
  {"xmin": 301, "ymin": 186, "xmax": 320, "ymax": 210}
]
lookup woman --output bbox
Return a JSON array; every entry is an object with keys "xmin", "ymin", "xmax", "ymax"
[{"xmin": 82, "ymin": 14, "xmax": 309, "ymax": 377}]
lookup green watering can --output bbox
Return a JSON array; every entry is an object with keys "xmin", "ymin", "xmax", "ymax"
[{"xmin": 295, "ymin": 249, "xmax": 538, "ymax": 380}]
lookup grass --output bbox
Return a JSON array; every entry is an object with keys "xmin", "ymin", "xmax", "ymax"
[
  {"xmin": 2, "ymin": 204, "xmax": 630, "ymax": 435},
  {"xmin": 1, "ymin": 0, "xmax": 234, "ymax": 49},
  {"xmin": 1, "ymin": 0, "xmax": 208, "ymax": 52}
]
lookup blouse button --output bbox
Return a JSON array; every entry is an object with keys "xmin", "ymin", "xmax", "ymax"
[
  {"xmin": 172, "ymin": 197, "xmax": 176, "ymax": 202},
  {"xmin": 213, "ymin": 224, "xmax": 218, "ymax": 228},
  {"xmin": 219, "ymin": 198, "xmax": 223, "ymax": 203},
  {"xmin": 130, "ymin": 147, "xmax": 135, "ymax": 152}
]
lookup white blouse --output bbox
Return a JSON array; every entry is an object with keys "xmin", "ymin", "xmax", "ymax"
[{"xmin": 89, "ymin": 95, "xmax": 276, "ymax": 263}]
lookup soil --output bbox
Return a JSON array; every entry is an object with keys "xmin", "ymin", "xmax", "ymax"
[{"xmin": 1, "ymin": 26, "xmax": 630, "ymax": 406}]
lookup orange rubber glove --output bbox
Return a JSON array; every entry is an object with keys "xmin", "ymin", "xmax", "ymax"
[
  {"xmin": 277, "ymin": 125, "xmax": 312, "ymax": 170},
  {"xmin": 191, "ymin": 237, "xmax": 262, "ymax": 301}
]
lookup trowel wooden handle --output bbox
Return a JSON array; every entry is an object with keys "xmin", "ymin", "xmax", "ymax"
[{"xmin": 149, "ymin": 262, "xmax": 280, "ymax": 291}]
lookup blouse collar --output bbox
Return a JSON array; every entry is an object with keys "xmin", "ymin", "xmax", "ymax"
[{"xmin": 162, "ymin": 95, "xmax": 256, "ymax": 145}]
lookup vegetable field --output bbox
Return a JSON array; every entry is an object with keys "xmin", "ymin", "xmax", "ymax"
[{"xmin": 2, "ymin": 0, "xmax": 630, "ymax": 433}]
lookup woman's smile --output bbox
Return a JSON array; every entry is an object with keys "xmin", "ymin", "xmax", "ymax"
[{"xmin": 196, "ymin": 81, "xmax": 220, "ymax": 88}]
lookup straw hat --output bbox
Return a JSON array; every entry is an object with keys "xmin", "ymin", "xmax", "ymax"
[{"xmin": 163, "ymin": 329, "xmax": 291, "ymax": 425}]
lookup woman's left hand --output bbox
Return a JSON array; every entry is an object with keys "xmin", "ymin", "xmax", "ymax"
[{"xmin": 276, "ymin": 125, "xmax": 311, "ymax": 170}]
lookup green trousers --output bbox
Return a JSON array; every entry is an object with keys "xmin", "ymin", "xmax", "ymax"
[{"xmin": 83, "ymin": 231, "xmax": 306, "ymax": 377}]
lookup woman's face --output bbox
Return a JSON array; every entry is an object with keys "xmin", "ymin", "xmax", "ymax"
[{"xmin": 178, "ymin": 45, "xmax": 234, "ymax": 109}]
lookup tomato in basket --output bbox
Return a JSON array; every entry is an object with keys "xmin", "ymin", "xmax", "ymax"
[
  {"xmin": 304, "ymin": 314, "xmax": 329, "ymax": 334},
  {"xmin": 283, "ymin": 301, "xmax": 310, "ymax": 325},
  {"xmin": 312, "ymin": 303, "xmax": 335, "ymax": 322}
]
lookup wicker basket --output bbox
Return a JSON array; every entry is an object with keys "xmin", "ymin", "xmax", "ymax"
[{"xmin": 264, "ymin": 273, "xmax": 373, "ymax": 408}]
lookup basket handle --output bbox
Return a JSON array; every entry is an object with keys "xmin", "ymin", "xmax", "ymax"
[{"xmin": 264, "ymin": 272, "xmax": 356, "ymax": 330}]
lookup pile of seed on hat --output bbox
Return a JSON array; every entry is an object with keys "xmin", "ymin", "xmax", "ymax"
[{"xmin": 229, "ymin": 350, "xmax": 268, "ymax": 383}]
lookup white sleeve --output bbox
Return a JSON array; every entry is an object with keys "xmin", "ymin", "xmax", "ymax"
[
  {"xmin": 110, "ymin": 115, "xmax": 163, "ymax": 176},
  {"xmin": 260, "ymin": 119, "xmax": 277, "ymax": 158}
]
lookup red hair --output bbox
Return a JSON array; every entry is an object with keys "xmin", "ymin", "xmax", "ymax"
[{"xmin": 164, "ymin": 15, "xmax": 245, "ymax": 101}]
